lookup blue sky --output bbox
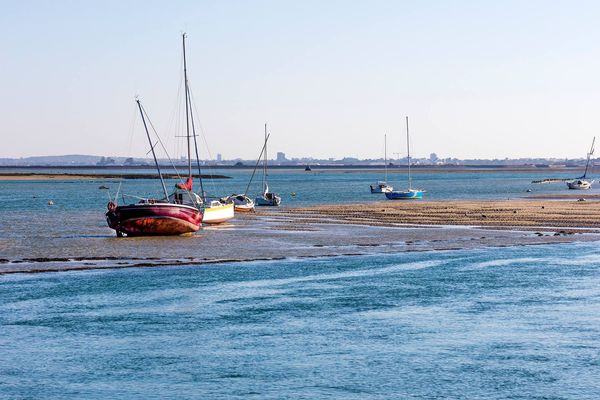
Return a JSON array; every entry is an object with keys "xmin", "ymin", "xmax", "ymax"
[{"xmin": 2, "ymin": 0, "xmax": 600, "ymax": 160}]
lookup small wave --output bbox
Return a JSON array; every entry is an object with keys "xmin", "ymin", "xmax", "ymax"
[
  {"xmin": 236, "ymin": 259, "xmax": 444, "ymax": 289},
  {"xmin": 472, "ymin": 257, "xmax": 546, "ymax": 269}
]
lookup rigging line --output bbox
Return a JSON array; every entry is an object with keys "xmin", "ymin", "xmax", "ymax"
[
  {"xmin": 140, "ymin": 103, "xmax": 183, "ymax": 181},
  {"xmin": 187, "ymin": 81, "xmax": 206, "ymax": 203},
  {"xmin": 140, "ymin": 101, "xmax": 198, "ymax": 206},
  {"xmin": 187, "ymin": 83, "xmax": 219, "ymax": 195},
  {"xmin": 114, "ymin": 104, "xmax": 139, "ymax": 204},
  {"xmin": 187, "ymin": 82, "xmax": 213, "ymax": 159},
  {"xmin": 140, "ymin": 104, "xmax": 185, "ymax": 193},
  {"xmin": 166, "ymin": 70, "xmax": 185, "ymax": 166},
  {"xmin": 137, "ymin": 99, "xmax": 169, "ymax": 200},
  {"xmin": 244, "ymin": 133, "xmax": 270, "ymax": 196}
]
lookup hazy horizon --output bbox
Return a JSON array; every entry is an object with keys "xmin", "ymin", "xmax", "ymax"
[{"xmin": 2, "ymin": 1, "xmax": 600, "ymax": 160}]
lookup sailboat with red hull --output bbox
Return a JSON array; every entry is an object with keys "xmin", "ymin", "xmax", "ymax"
[
  {"xmin": 106, "ymin": 202, "xmax": 202, "ymax": 236},
  {"xmin": 106, "ymin": 36, "xmax": 203, "ymax": 237}
]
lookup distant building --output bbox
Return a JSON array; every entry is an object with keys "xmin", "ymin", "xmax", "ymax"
[
  {"xmin": 216, "ymin": 153, "xmax": 222, "ymax": 162},
  {"xmin": 96, "ymin": 156, "xmax": 115, "ymax": 166},
  {"xmin": 276, "ymin": 152, "xmax": 287, "ymax": 162},
  {"xmin": 429, "ymin": 153, "xmax": 438, "ymax": 163}
]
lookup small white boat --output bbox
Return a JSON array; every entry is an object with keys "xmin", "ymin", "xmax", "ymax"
[
  {"xmin": 371, "ymin": 181, "xmax": 394, "ymax": 194},
  {"xmin": 567, "ymin": 137, "xmax": 595, "ymax": 190},
  {"xmin": 223, "ymin": 194, "xmax": 255, "ymax": 212},
  {"xmin": 371, "ymin": 134, "xmax": 394, "ymax": 193},
  {"xmin": 567, "ymin": 179, "xmax": 593, "ymax": 190},
  {"xmin": 255, "ymin": 188, "xmax": 281, "ymax": 207},
  {"xmin": 203, "ymin": 200, "xmax": 235, "ymax": 224}
]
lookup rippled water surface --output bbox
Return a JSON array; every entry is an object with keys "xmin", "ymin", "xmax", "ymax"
[{"xmin": 2, "ymin": 242, "xmax": 600, "ymax": 399}]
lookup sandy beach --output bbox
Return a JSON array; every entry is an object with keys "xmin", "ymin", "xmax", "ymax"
[{"xmin": 262, "ymin": 199, "xmax": 600, "ymax": 230}]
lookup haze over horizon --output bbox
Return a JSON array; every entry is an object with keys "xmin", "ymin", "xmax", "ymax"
[{"xmin": 2, "ymin": 1, "xmax": 600, "ymax": 160}]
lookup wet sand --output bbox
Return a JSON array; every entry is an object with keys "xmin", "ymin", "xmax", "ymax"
[
  {"xmin": 262, "ymin": 199, "xmax": 600, "ymax": 229},
  {"xmin": 2, "ymin": 199, "xmax": 600, "ymax": 275}
]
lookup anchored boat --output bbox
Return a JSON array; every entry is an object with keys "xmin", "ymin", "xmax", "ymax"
[
  {"xmin": 386, "ymin": 116, "xmax": 424, "ymax": 200},
  {"xmin": 203, "ymin": 200, "xmax": 235, "ymax": 224},
  {"xmin": 370, "ymin": 134, "xmax": 394, "ymax": 194},
  {"xmin": 105, "ymin": 100, "xmax": 202, "ymax": 236},
  {"xmin": 223, "ymin": 194, "xmax": 255, "ymax": 212},
  {"xmin": 567, "ymin": 137, "xmax": 595, "ymax": 190},
  {"xmin": 255, "ymin": 123, "xmax": 281, "ymax": 206}
]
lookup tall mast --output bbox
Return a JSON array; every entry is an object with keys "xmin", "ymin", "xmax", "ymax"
[
  {"xmin": 182, "ymin": 33, "xmax": 192, "ymax": 181},
  {"xmin": 384, "ymin": 133, "xmax": 388, "ymax": 182},
  {"xmin": 136, "ymin": 99, "xmax": 169, "ymax": 200},
  {"xmin": 189, "ymin": 94, "xmax": 205, "ymax": 203},
  {"xmin": 583, "ymin": 136, "xmax": 596, "ymax": 178},
  {"xmin": 406, "ymin": 116, "xmax": 412, "ymax": 190},
  {"xmin": 264, "ymin": 123, "xmax": 268, "ymax": 193},
  {"xmin": 245, "ymin": 133, "xmax": 270, "ymax": 196}
]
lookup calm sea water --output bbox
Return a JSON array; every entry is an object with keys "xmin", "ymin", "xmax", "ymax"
[
  {"xmin": 0, "ymin": 168, "xmax": 593, "ymax": 213},
  {"xmin": 1, "ymin": 242, "xmax": 600, "ymax": 398}
]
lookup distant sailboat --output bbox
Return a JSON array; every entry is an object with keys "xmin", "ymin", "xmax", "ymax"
[
  {"xmin": 370, "ymin": 134, "xmax": 394, "ymax": 193},
  {"xmin": 386, "ymin": 116, "xmax": 424, "ymax": 200},
  {"xmin": 567, "ymin": 137, "xmax": 595, "ymax": 190},
  {"xmin": 255, "ymin": 123, "xmax": 281, "ymax": 206}
]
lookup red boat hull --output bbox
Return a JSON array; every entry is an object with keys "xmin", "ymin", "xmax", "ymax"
[{"xmin": 106, "ymin": 203, "xmax": 202, "ymax": 236}]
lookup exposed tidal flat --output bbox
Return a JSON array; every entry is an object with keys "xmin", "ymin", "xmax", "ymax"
[
  {"xmin": 2, "ymin": 200, "xmax": 600, "ymax": 274},
  {"xmin": 2, "ymin": 170, "xmax": 600, "ymax": 397}
]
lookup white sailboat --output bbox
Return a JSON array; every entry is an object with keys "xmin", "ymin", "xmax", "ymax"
[
  {"xmin": 255, "ymin": 123, "xmax": 281, "ymax": 206},
  {"xmin": 567, "ymin": 137, "xmax": 595, "ymax": 190},
  {"xmin": 370, "ymin": 134, "xmax": 394, "ymax": 193},
  {"xmin": 180, "ymin": 33, "xmax": 234, "ymax": 224}
]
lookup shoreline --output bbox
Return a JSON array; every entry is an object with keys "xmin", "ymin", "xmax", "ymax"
[
  {"xmin": 0, "ymin": 173, "xmax": 231, "ymax": 180},
  {"xmin": 3, "ymin": 198, "xmax": 600, "ymax": 275}
]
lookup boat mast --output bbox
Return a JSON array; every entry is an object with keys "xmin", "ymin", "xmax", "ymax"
[
  {"xmin": 136, "ymin": 99, "xmax": 169, "ymax": 200},
  {"xmin": 384, "ymin": 133, "xmax": 388, "ymax": 182},
  {"xmin": 189, "ymin": 91, "xmax": 205, "ymax": 203},
  {"xmin": 182, "ymin": 33, "xmax": 206, "ymax": 203},
  {"xmin": 406, "ymin": 116, "xmax": 412, "ymax": 190},
  {"xmin": 244, "ymin": 133, "xmax": 270, "ymax": 196},
  {"xmin": 264, "ymin": 123, "xmax": 268, "ymax": 194},
  {"xmin": 182, "ymin": 33, "xmax": 192, "ymax": 182},
  {"xmin": 583, "ymin": 136, "xmax": 596, "ymax": 178}
]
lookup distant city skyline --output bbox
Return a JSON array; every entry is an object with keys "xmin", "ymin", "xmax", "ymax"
[{"xmin": 2, "ymin": 1, "xmax": 600, "ymax": 160}]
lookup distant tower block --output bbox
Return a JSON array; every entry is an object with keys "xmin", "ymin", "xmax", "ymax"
[
  {"xmin": 276, "ymin": 152, "xmax": 287, "ymax": 162},
  {"xmin": 216, "ymin": 153, "xmax": 222, "ymax": 162}
]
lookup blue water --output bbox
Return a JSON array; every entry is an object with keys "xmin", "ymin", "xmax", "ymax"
[
  {"xmin": 0, "ymin": 168, "xmax": 593, "ymax": 212},
  {"xmin": 2, "ymin": 242, "xmax": 600, "ymax": 398}
]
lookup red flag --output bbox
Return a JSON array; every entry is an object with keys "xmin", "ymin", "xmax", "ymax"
[{"xmin": 176, "ymin": 177, "xmax": 193, "ymax": 190}]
